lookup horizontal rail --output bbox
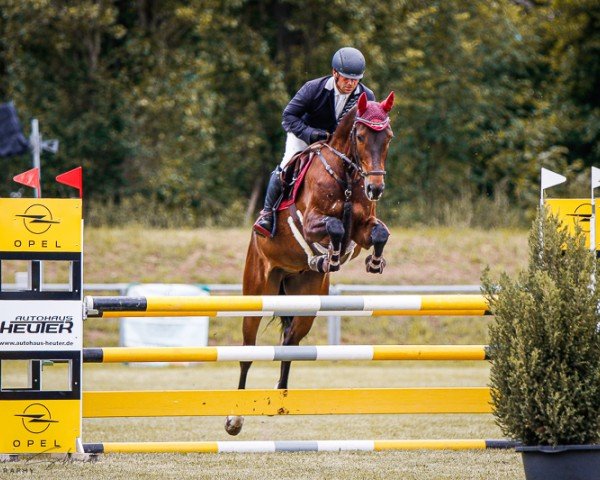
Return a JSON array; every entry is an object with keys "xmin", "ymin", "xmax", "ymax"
[
  {"xmin": 95, "ymin": 309, "xmax": 488, "ymax": 318},
  {"xmin": 83, "ymin": 345, "xmax": 490, "ymax": 363},
  {"xmin": 82, "ymin": 387, "xmax": 492, "ymax": 417},
  {"xmin": 333, "ymin": 285, "xmax": 483, "ymax": 294},
  {"xmin": 83, "ymin": 439, "xmax": 516, "ymax": 454},
  {"xmin": 84, "ymin": 294, "xmax": 491, "ymax": 318},
  {"xmin": 3, "ymin": 283, "xmax": 482, "ymax": 295}
]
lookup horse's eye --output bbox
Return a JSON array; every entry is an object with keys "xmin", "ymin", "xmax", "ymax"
[{"xmin": 357, "ymin": 135, "xmax": 365, "ymax": 142}]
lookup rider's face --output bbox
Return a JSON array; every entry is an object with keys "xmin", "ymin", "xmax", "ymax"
[{"xmin": 333, "ymin": 70, "xmax": 360, "ymax": 94}]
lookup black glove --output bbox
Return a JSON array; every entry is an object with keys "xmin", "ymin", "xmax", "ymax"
[{"xmin": 309, "ymin": 129, "xmax": 329, "ymax": 143}]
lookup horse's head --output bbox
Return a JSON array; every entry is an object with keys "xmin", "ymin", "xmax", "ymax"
[{"xmin": 352, "ymin": 91, "xmax": 394, "ymax": 201}]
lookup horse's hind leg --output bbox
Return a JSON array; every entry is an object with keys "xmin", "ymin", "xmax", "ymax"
[
  {"xmin": 276, "ymin": 272, "xmax": 329, "ymax": 389},
  {"xmin": 225, "ymin": 315, "xmax": 260, "ymax": 435},
  {"xmin": 276, "ymin": 314, "xmax": 316, "ymax": 389},
  {"xmin": 226, "ymin": 239, "xmax": 282, "ymax": 435}
]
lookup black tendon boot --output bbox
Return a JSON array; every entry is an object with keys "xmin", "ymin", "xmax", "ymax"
[{"xmin": 253, "ymin": 168, "xmax": 284, "ymax": 238}]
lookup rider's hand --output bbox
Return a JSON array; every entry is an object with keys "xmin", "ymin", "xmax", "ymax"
[{"xmin": 310, "ymin": 129, "xmax": 329, "ymax": 143}]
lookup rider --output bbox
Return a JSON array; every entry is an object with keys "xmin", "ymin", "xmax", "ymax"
[{"xmin": 253, "ymin": 47, "xmax": 376, "ymax": 238}]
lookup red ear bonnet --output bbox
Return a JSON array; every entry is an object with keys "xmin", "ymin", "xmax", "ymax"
[
  {"xmin": 354, "ymin": 91, "xmax": 392, "ymax": 131},
  {"xmin": 381, "ymin": 91, "xmax": 394, "ymax": 112},
  {"xmin": 357, "ymin": 92, "xmax": 368, "ymax": 116}
]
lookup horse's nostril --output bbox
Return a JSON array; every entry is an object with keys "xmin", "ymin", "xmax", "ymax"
[
  {"xmin": 365, "ymin": 182, "xmax": 386, "ymax": 201},
  {"xmin": 372, "ymin": 184, "xmax": 384, "ymax": 199}
]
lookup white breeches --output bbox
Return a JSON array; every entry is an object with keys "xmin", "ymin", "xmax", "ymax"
[{"xmin": 279, "ymin": 132, "xmax": 308, "ymax": 169}]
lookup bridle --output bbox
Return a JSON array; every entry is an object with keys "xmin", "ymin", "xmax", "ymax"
[
  {"xmin": 315, "ymin": 114, "xmax": 391, "ymax": 201},
  {"xmin": 349, "ymin": 114, "xmax": 390, "ymax": 177}
]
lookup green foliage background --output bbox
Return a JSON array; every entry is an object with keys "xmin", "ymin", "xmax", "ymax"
[
  {"xmin": 483, "ymin": 211, "xmax": 600, "ymax": 445},
  {"xmin": 1, "ymin": 0, "xmax": 598, "ymax": 226}
]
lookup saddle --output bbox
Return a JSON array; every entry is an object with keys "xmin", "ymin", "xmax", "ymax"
[{"xmin": 277, "ymin": 143, "xmax": 321, "ymax": 212}]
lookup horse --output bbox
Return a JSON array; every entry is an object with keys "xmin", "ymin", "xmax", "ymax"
[{"xmin": 225, "ymin": 91, "xmax": 395, "ymax": 435}]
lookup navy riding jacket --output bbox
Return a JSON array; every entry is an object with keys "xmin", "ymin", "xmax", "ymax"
[{"xmin": 282, "ymin": 76, "xmax": 375, "ymax": 144}]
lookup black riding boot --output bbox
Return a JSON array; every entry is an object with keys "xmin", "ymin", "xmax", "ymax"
[{"xmin": 253, "ymin": 169, "xmax": 283, "ymax": 238}]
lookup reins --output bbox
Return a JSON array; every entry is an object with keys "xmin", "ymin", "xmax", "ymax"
[
  {"xmin": 315, "ymin": 146, "xmax": 354, "ymax": 201},
  {"xmin": 314, "ymin": 113, "xmax": 389, "ymax": 201}
]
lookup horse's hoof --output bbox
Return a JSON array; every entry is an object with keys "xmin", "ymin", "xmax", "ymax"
[
  {"xmin": 225, "ymin": 415, "xmax": 244, "ymax": 436},
  {"xmin": 309, "ymin": 255, "xmax": 330, "ymax": 273},
  {"xmin": 365, "ymin": 255, "xmax": 386, "ymax": 274}
]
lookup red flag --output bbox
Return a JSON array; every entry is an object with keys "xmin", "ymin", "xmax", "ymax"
[
  {"xmin": 56, "ymin": 166, "xmax": 83, "ymax": 198},
  {"xmin": 13, "ymin": 168, "xmax": 40, "ymax": 190}
]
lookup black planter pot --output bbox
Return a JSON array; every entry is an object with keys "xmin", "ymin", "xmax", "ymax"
[{"xmin": 516, "ymin": 445, "xmax": 600, "ymax": 480}]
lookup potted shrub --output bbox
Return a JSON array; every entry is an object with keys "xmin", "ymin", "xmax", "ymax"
[{"xmin": 482, "ymin": 207, "xmax": 600, "ymax": 480}]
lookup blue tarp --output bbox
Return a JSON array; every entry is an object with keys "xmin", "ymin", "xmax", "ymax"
[{"xmin": 0, "ymin": 102, "xmax": 29, "ymax": 157}]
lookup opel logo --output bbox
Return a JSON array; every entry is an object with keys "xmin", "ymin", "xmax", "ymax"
[
  {"xmin": 568, "ymin": 202, "xmax": 592, "ymax": 234},
  {"xmin": 15, "ymin": 204, "xmax": 60, "ymax": 234},
  {"xmin": 15, "ymin": 403, "xmax": 58, "ymax": 434}
]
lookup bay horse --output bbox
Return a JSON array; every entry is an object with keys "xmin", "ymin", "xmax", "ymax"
[{"xmin": 225, "ymin": 91, "xmax": 395, "ymax": 435}]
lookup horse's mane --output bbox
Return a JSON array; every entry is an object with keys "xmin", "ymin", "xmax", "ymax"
[{"xmin": 331, "ymin": 105, "xmax": 358, "ymax": 144}]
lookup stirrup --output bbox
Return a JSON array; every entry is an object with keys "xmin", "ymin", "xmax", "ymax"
[{"xmin": 253, "ymin": 212, "xmax": 274, "ymax": 238}]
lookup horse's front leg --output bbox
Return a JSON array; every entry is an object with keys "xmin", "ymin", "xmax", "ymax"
[
  {"xmin": 325, "ymin": 217, "xmax": 344, "ymax": 272},
  {"xmin": 276, "ymin": 272, "xmax": 326, "ymax": 389},
  {"xmin": 364, "ymin": 220, "xmax": 390, "ymax": 274},
  {"xmin": 304, "ymin": 215, "xmax": 345, "ymax": 273}
]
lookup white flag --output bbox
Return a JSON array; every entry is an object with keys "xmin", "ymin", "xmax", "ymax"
[
  {"xmin": 541, "ymin": 168, "xmax": 566, "ymax": 190},
  {"xmin": 592, "ymin": 167, "xmax": 600, "ymax": 189}
]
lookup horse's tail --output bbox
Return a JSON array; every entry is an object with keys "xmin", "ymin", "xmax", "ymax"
[
  {"xmin": 278, "ymin": 281, "xmax": 293, "ymax": 336},
  {"xmin": 280, "ymin": 315, "xmax": 293, "ymax": 336}
]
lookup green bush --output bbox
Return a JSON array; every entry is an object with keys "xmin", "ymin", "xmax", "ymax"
[{"xmin": 482, "ymin": 208, "xmax": 600, "ymax": 446}]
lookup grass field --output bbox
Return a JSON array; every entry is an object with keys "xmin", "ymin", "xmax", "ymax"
[
  {"xmin": 80, "ymin": 226, "xmax": 527, "ymax": 287},
  {"xmin": 5, "ymin": 362, "xmax": 524, "ymax": 479},
  {"xmin": 2, "ymin": 226, "xmax": 529, "ymax": 479},
  {"xmin": 79, "ymin": 225, "xmax": 527, "ymax": 347}
]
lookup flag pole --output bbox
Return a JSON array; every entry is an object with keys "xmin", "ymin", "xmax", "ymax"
[
  {"xmin": 591, "ymin": 167, "xmax": 600, "ymax": 255},
  {"xmin": 592, "ymin": 173, "xmax": 596, "ymax": 255},
  {"xmin": 539, "ymin": 168, "xmax": 567, "ymax": 258},
  {"xmin": 540, "ymin": 170, "xmax": 545, "ymax": 208},
  {"xmin": 30, "ymin": 119, "xmax": 41, "ymax": 198}
]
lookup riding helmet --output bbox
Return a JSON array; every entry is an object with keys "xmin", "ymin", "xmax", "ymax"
[{"xmin": 331, "ymin": 47, "xmax": 366, "ymax": 79}]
